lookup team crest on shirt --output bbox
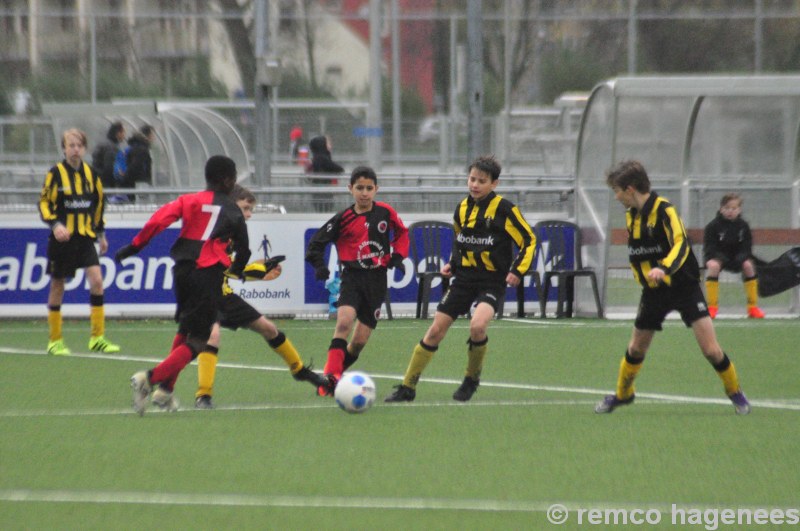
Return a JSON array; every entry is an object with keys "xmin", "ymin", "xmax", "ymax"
[
  {"xmin": 356, "ymin": 240, "xmax": 385, "ymax": 269},
  {"xmin": 377, "ymin": 220, "xmax": 388, "ymax": 233}
]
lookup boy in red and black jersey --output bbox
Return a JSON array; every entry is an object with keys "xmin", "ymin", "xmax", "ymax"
[
  {"xmin": 305, "ymin": 166, "xmax": 409, "ymax": 394},
  {"xmin": 116, "ymin": 155, "xmax": 251, "ymax": 415}
]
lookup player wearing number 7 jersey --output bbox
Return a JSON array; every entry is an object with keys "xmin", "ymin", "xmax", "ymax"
[{"xmin": 114, "ymin": 155, "xmax": 251, "ymax": 415}]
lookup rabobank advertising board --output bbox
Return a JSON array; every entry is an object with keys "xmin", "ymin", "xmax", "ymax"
[{"xmin": 0, "ymin": 213, "xmax": 542, "ymax": 318}]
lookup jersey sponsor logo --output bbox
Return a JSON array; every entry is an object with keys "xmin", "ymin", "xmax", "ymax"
[
  {"xmin": 628, "ymin": 244, "xmax": 663, "ymax": 256},
  {"xmin": 64, "ymin": 198, "xmax": 93, "ymax": 209},
  {"xmin": 456, "ymin": 233, "xmax": 494, "ymax": 246}
]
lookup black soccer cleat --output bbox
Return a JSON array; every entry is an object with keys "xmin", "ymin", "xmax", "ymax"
[
  {"xmin": 293, "ymin": 365, "xmax": 329, "ymax": 390},
  {"xmin": 195, "ymin": 395, "xmax": 214, "ymax": 410},
  {"xmin": 384, "ymin": 384, "xmax": 416, "ymax": 402},
  {"xmin": 452, "ymin": 376, "xmax": 480, "ymax": 402}
]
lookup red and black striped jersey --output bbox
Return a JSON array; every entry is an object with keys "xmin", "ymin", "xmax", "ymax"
[
  {"xmin": 131, "ymin": 190, "xmax": 250, "ymax": 274},
  {"xmin": 305, "ymin": 201, "xmax": 409, "ymax": 271}
]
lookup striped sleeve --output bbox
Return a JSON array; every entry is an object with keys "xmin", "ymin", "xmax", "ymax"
[
  {"xmin": 505, "ymin": 204, "xmax": 536, "ymax": 277},
  {"xmin": 38, "ymin": 168, "xmax": 59, "ymax": 227},
  {"xmin": 660, "ymin": 203, "xmax": 690, "ymax": 274}
]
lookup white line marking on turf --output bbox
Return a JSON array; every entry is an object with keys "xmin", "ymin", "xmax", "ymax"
[
  {"xmin": 2, "ymin": 346, "xmax": 799, "ymax": 413},
  {"xmin": 0, "ymin": 490, "xmax": 795, "ymax": 516}
]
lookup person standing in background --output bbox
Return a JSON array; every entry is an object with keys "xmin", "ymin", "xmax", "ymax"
[
  {"xmin": 39, "ymin": 128, "xmax": 121, "ymax": 356},
  {"xmin": 306, "ymin": 135, "xmax": 344, "ymax": 213},
  {"xmin": 91, "ymin": 121, "xmax": 126, "ymax": 190}
]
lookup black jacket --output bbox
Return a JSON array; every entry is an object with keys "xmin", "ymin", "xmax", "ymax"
[
  {"xmin": 703, "ymin": 212, "xmax": 753, "ymax": 264},
  {"xmin": 307, "ymin": 136, "xmax": 343, "ymax": 185},
  {"xmin": 123, "ymin": 132, "xmax": 152, "ymax": 186}
]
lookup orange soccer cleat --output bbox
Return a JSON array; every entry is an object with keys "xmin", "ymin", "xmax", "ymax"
[
  {"xmin": 708, "ymin": 305, "xmax": 718, "ymax": 319},
  {"xmin": 747, "ymin": 306, "xmax": 765, "ymax": 319}
]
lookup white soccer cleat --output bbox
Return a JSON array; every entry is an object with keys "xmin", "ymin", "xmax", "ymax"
[
  {"xmin": 130, "ymin": 371, "xmax": 151, "ymax": 416},
  {"xmin": 151, "ymin": 387, "xmax": 179, "ymax": 413}
]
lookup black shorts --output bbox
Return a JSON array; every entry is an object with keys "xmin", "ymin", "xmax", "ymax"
[
  {"xmin": 218, "ymin": 293, "xmax": 262, "ymax": 330},
  {"xmin": 173, "ymin": 263, "xmax": 225, "ymax": 342},
  {"xmin": 46, "ymin": 236, "xmax": 99, "ymax": 279},
  {"xmin": 707, "ymin": 252, "xmax": 749, "ymax": 273},
  {"xmin": 337, "ymin": 268, "xmax": 387, "ymax": 329},
  {"xmin": 634, "ymin": 282, "xmax": 710, "ymax": 331},
  {"xmin": 436, "ymin": 277, "xmax": 506, "ymax": 320}
]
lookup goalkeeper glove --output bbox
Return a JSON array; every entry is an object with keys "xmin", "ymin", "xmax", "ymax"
[
  {"xmin": 389, "ymin": 253, "xmax": 405, "ymax": 274},
  {"xmin": 114, "ymin": 244, "xmax": 140, "ymax": 263},
  {"xmin": 315, "ymin": 266, "xmax": 331, "ymax": 281}
]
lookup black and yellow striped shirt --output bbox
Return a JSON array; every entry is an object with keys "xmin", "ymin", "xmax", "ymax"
[
  {"xmin": 626, "ymin": 191, "xmax": 700, "ymax": 289},
  {"xmin": 451, "ymin": 191, "xmax": 536, "ymax": 283},
  {"xmin": 39, "ymin": 160, "xmax": 105, "ymax": 239}
]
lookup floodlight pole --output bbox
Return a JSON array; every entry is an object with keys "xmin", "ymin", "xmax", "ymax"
[{"xmin": 367, "ymin": 0, "xmax": 383, "ymax": 169}]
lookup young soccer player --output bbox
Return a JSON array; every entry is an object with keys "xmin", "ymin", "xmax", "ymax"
[
  {"xmin": 116, "ymin": 155, "xmax": 250, "ymax": 415},
  {"xmin": 39, "ymin": 128, "xmax": 120, "ymax": 356},
  {"xmin": 595, "ymin": 160, "xmax": 751, "ymax": 415},
  {"xmin": 703, "ymin": 192, "xmax": 764, "ymax": 319},
  {"xmin": 384, "ymin": 155, "xmax": 536, "ymax": 402},
  {"xmin": 305, "ymin": 166, "xmax": 409, "ymax": 395},
  {"xmin": 193, "ymin": 185, "xmax": 327, "ymax": 409}
]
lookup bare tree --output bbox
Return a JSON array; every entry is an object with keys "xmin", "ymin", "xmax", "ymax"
[{"xmin": 213, "ymin": 0, "xmax": 256, "ymax": 96}]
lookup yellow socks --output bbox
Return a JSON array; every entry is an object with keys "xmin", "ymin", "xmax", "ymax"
[
  {"xmin": 196, "ymin": 350, "xmax": 219, "ymax": 398},
  {"xmin": 465, "ymin": 337, "xmax": 488, "ymax": 380},
  {"xmin": 402, "ymin": 342, "xmax": 437, "ymax": 389},
  {"xmin": 705, "ymin": 277, "xmax": 719, "ymax": 308},
  {"xmin": 48, "ymin": 306, "xmax": 62, "ymax": 341},
  {"xmin": 616, "ymin": 351, "xmax": 643, "ymax": 400},
  {"xmin": 89, "ymin": 294, "xmax": 104, "ymax": 338},
  {"xmin": 713, "ymin": 353, "xmax": 741, "ymax": 396},
  {"xmin": 744, "ymin": 277, "xmax": 759, "ymax": 308},
  {"xmin": 268, "ymin": 332, "xmax": 303, "ymax": 375}
]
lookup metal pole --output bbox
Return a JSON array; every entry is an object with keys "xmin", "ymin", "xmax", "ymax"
[
  {"xmin": 90, "ymin": 14, "xmax": 96, "ymax": 104},
  {"xmin": 502, "ymin": 1, "xmax": 511, "ymax": 168},
  {"xmin": 754, "ymin": 0, "xmax": 763, "ymax": 72},
  {"xmin": 253, "ymin": 0, "xmax": 271, "ymax": 186},
  {"xmin": 367, "ymin": 0, "xmax": 383, "ymax": 169},
  {"xmin": 466, "ymin": 0, "xmax": 484, "ymax": 161},
  {"xmin": 391, "ymin": 0, "xmax": 401, "ymax": 167},
  {"xmin": 627, "ymin": 0, "xmax": 637, "ymax": 74}
]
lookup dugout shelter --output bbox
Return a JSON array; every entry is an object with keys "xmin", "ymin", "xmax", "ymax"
[{"xmin": 574, "ymin": 75, "xmax": 800, "ymax": 315}]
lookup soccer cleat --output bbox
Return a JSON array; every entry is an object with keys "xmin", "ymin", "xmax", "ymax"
[
  {"xmin": 89, "ymin": 335, "xmax": 121, "ymax": 353},
  {"xmin": 708, "ymin": 305, "xmax": 718, "ymax": 319},
  {"xmin": 151, "ymin": 386, "xmax": 179, "ymax": 412},
  {"xmin": 130, "ymin": 371, "xmax": 152, "ymax": 416},
  {"xmin": 293, "ymin": 364, "xmax": 329, "ymax": 390},
  {"xmin": 47, "ymin": 339, "xmax": 71, "ymax": 356},
  {"xmin": 747, "ymin": 306, "xmax": 765, "ymax": 319},
  {"xmin": 316, "ymin": 373, "xmax": 339, "ymax": 397},
  {"xmin": 195, "ymin": 395, "xmax": 214, "ymax": 410},
  {"xmin": 728, "ymin": 390, "xmax": 751, "ymax": 415},
  {"xmin": 452, "ymin": 376, "xmax": 480, "ymax": 402},
  {"xmin": 594, "ymin": 393, "xmax": 635, "ymax": 414},
  {"xmin": 384, "ymin": 384, "xmax": 416, "ymax": 403}
]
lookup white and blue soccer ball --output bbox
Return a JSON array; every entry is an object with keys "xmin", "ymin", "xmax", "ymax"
[{"xmin": 334, "ymin": 371, "xmax": 376, "ymax": 413}]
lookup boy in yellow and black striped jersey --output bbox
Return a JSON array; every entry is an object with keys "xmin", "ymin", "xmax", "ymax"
[
  {"xmin": 595, "ymin": 160, "xmax": 750, "ymax": 415},
  {"xmin": 385, "ymin": 155, "xmax": 536, "ymax": 402},
  {"xmin": 38, "ymin": 128, "xmax": 120, "ymax": 356}
]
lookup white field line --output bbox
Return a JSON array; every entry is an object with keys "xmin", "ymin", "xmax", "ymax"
[
  {"xmin": 1, "ymin": 345, "xmax": 799, "ymax": 415},
  {"xmin": 0, "ymin": 489, "xmax": 796, "ymax": 515}
]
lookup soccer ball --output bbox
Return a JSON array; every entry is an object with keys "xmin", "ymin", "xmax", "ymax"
[{"xmin": 334, "ymin": 371, "xmax": 376, "ymax": 413}]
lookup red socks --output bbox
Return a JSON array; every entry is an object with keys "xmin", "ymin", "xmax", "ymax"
[{"xmin": 150, "ymin": 343, "xmax": 194, "ymax": 391}]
